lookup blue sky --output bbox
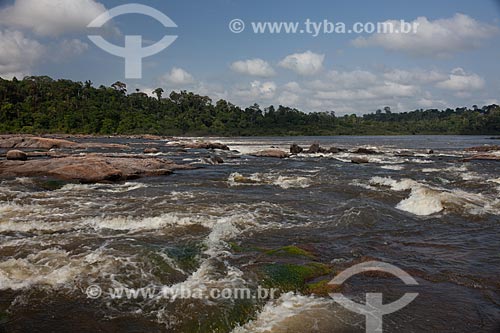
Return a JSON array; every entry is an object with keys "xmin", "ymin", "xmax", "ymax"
[{"xmin": 0, "ymin": 0, "xmax": 499, "ymax": 114}]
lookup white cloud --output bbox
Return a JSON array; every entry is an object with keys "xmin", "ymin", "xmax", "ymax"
[
  {"xmin": 283, "ymin": 81, "xmax": 301, "ymax": 93},
  {"xmin": 0, "ymin": 29, "xmax": 45, "ymax": 79},
  {"xmin": 0, "ymin": 0, "xmax": 107, "ymax": 36},
  {"xmin": 383, "ymin": 69, "xmax": 447, "ymax": 84},
  {"xmin": 352, "ymin": 14, "xmax": 498, "ymax": 57},
  {"xmin": 58, "ymin": 39, "xmax": 89, "ymax": 57},
  {"xmin": 278, "ymin": 91, "xmax": 300, "ymax": 106},
  {"xmin": 160, "ymin": 67, "xmax": 195, "ymax": 86},
  {"xmin": 230, "ymin": 58, "xmax": 275, "ymax": 77},
  {"xmin": 436, "ymin": 68, "xmax": 485, "ymax": 91},
  {"xmin": 313, "ymin": 81, "xmax": 417, "ymax": 101},
  {"xmin": 279, "ymin": 51, "xmax": 324, "ymax": 75},
  {"xmin": 327, "ymin": 69, "xmax": 378, "ymax": 88},
  {"xmin": 234, "ymin": 81, "xmax": 276, "ymax": 101}
]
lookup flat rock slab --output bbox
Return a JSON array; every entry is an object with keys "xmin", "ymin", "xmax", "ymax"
[
  {"xmin": 463, "ymin": 154, "xmax": 500, "ymax": 161},
  {"xmin": 0, "ymin": 154, "xmax": 195, "ymax": 183},
  {"xmin": 0, "ymin": 136, "xmax": 129, "ymax": 150},
  {"xmin": 464, "ymin": 145, "xmax": 500, "ymax": 152},
  {"xmin": 250, "ymin": 149, "xmax": 290, "ymax": 158}
]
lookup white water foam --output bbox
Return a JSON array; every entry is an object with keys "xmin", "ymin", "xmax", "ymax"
[
  {"xmin": 0, "ymin": 247, "xmax": 129, "ymax": 290},
  {"xmin": 59, "ymin": 182, "xmax": 148, "ymax": 193},
  {"xmin": 228, "ymin": 172, "xmax": 311, "ymax": 189},
  {"xmin": 380, "ymin": 165, "xmax": 404, "ymax": 171},
  {"xmin": 233, "ymin": 292, "xmax": 334, "ymax": 333},
  {"xmin": 369, "ymin": 176, "xmax": 499, "ymax": 216}
]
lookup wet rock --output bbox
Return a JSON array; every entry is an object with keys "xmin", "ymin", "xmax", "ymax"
[
  {"xmin": 184, "ymin": 142, "xmax": 229, "ymax": 150},
  {"xmin": 352, "ymin": 148, "xmax": 380, "ymax": 155},
  {"xmin": 351, "ymin": 157, "xmax": 369, "ymax": 164},
  {"xmin": 251, "ymin": 149, "xmax": 290, "ymax": 158},
  {"xmin": 464, "ymin": 145, "xmax": 500, "ymax": 152},
  {"xmin": 83, "ymin": 142, "xmax": 130, "ymax": 150},
  {"xmin": 0, "ymin": 154, "xmax": 195, "ymax": 183},
  {"xmin": 463, "ymin": 154, "xmax": 500, "ymax": 162},
  {"xmin": 232, "ymin": 174, "xmax": 259, "ymax": 184},
  {"xmin": 0, "ymin": 136, "xmax": 129, "ymax": 150},
  {"xmin": 305, "ymin": 143, "xmax": 327, "ymax": 154},
  {"xmin": 306, "ymin": 143, "xmax": 320, "ymax": 153},
  {"xmin": 139, "ymin": 134, "xmax": 164, "ymax": 140},
  {"xmin": 0, "ymin": 136, "xmax": 78, "ymax": 149},
  {"xmin": 206, "ymin": 155, "xmax": 224, "ymax": 165},
  {"xmin": 328, "ymin": 147, "xmax": 344, "ymax": 154},
  {"xmin": 6, "ymin": 150, "xmax": 27, "ymax": 161},
  {"xmin": 290, "ymin": 144, "xmax": 303, "ymax": 154},
  {"xmin": 143, "ymin": 148, "xmax": 159, "ymax": 154}
]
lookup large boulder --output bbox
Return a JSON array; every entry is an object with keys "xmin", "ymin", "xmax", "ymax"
[
  {"xmin": 6, "ymin": 150, "xmax": 27, "ymax": 161},
  {"xmin": 290, "ymin": 144, "xmax": 303, "ymax": 154},
  {"xmin": 305, "ymin": 143, "xmax": 327, "ymax": 154},
  {"xmin": 0, "ymin": 136, "xmax": 129, "ymax": 150},
  {"xmin": 0, "ymin": 154, "xmax": 195, "ymax": 183},
  {"xmin": 251, "ymin": 149, "xmax": 290, "ymax": 158},
  {"xmin": 0, "ymin": 136, "xmax": 78, "ymax": 149}
]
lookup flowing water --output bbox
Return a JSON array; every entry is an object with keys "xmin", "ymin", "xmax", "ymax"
[{"xmin": 0, "ymin": 136, "xmax": 499, "ymax": 332}]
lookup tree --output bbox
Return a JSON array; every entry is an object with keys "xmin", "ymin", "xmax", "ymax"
[
  {"xmin": 111, "ymin": 81, "xmax": 127, "ymax": 94},
  {"xmin": 0, "ymin": 76, "xmax": 499, "ymax": 136},
  {"xmin": 153, "ymin": 88, "xmax": 164, "ymax": 101}
]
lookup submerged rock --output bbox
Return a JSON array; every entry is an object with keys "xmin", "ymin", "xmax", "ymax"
[
  {"xmin": 251, "ymin": 149, "xmax": 290, "ymax": 158},
  {"xmin": 351, "ymin": 157, "xmax": 369, "ymax": 164},
  {"xmin": 6, "ymin": 150, "xmax": 27, "ymax": 161},
  {"xmin": 290, "ymin": 144, "xmax": 303, "ymax": 154},
  {"xmin": 231, "ymin": 174, "xmax": 259, "ymax": 184}
]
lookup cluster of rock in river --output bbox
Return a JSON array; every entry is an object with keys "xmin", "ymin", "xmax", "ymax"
[{"xmin": 0, "ymin": 135, "xmax": 498, "ymax": 183}]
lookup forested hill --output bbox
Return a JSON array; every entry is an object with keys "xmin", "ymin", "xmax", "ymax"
[{"xmin": 0, "ymin": 76, "xmax": 499, "ymax": 136}]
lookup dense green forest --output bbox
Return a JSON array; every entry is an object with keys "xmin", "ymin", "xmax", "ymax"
[{"xmin": 0, "ymin": 76, "xmax": 499, "ymax": 136}]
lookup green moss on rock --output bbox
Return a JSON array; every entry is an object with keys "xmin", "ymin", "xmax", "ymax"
[
  {"xmin": 262, "ymin": 262, "xmax": 332, "ymax": 292},
  {"xmin": 265, "ymin": 245, "xmax": 313, "ymax": 258}
]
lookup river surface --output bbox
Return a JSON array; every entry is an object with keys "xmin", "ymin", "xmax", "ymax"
[{"xmin": 0, "ymin": 136, "xmax": 499, "ymax": 332}]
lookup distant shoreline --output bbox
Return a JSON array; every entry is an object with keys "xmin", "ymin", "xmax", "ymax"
[{"xmin": 1, "ymin": 133, "xmax": 499, "ymax": 139}]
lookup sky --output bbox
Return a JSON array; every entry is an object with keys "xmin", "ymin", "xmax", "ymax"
[{"xmin": 0, "ymin": 0, "xmax": 499, "ymax": 115}]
